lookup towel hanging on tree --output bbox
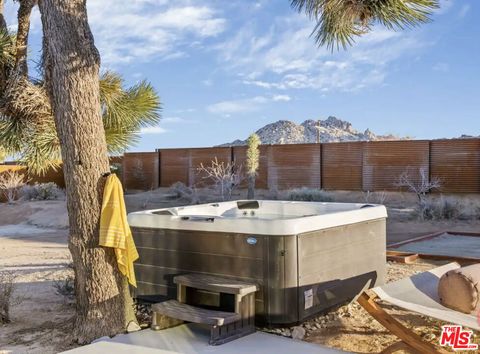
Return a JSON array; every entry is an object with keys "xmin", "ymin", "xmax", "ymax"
[{"xmin": 99, "ymin": 174, "xmax": 139, "ymax": 287}]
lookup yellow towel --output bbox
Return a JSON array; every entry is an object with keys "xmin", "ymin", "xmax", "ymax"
[{"xmin": 99, "ymin": 174, "xmax": 139, "ymax": 287}]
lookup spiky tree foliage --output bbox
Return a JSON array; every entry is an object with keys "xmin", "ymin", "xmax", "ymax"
[
  {"xmin": 101, "ymin": 71, "xmax": 161, "ymax": 154},
  {"xmin": 0, "ymin": 146, "xmax": 6, "ymax": 163},
  {"xmin": 246, "ymin": 133, "xmax": 260, "ymax": 199},
  {"xmin": 291, "ymin": 0, "xmax": 439, "ymax": 50},
  {"xmin": 0, "ymin": 8, "xmax": 161, "ymax": 175}
]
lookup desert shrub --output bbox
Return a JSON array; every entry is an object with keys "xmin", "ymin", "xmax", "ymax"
[
  {"xmin": 0, "ymin": 271, "xmax": 22, "ymax": 323},
  {"xmin": 416, "ymin": 196, "xmax": 462, "ymax": 220},
  {"xmin": 53, "ymin": 263, "xmax": 75, "ymax": 302},
  {"xmin": 284, "ymin": 188, "xmax": 334, "ymax": 202},
  {"xmin": 364, "ymin": 190, "xmax": 387, "ymax": 204},
  {"xmin": 0, "ymin": 170, "xmax": 25, "ymax": 203},
  {"xmin": 197, "ymin": 158, "xmax": 243, "ymax": 201},
  {"xmin": 53, "ymin": 276, "xmax": 75, "ymax": 301},
  {"xmin": 168, "ymin": 182, "xmax": 199, "ymax": 204},
  {"xmin": 20, "ymin": 182, "xmax": 64, "ymax": 200}
]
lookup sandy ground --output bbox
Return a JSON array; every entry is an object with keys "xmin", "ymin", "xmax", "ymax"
[{"xmin": 1, "ymin": 190, "xmax": 479, "ymax": 353}]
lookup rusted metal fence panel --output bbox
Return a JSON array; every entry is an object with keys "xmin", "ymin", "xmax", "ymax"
[
  {"xmin": 137, "ymin": 138, "xmax": 480, "ymax": 193},
  {"xmin": 123, "ymin": 152, "xmax": 159, "ymax": 191},
  {"xmin": 159, "ymin": 147, "xmax": 232, "ymax": 188},
  {"xmin": 431, "ymin": 139, "xmax": 480, "ymax": 193},
  {"xmin": 159, "ymin": 149, "xmax": 190, "ymax": 187},
  {"xmin": 232, "ymin": 145, "xmax": 269, "ymax": 189},
  {"xmin": 267, "ymin": 144, "xmax": 321, "ymax": 190},
  {"xmin": 362, "ymin": 141, "xmax": 430, "ymax": 191},
  {"xmin": 322, "ymin": 142, "xmax": 363, "ymax": 190}
]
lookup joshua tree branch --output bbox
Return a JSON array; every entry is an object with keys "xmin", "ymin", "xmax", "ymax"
[{"xmin": 15, "ymin": 0, "xmax": 37, "ymax": 76}]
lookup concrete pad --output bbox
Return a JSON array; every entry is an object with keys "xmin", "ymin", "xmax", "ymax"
[{"xmin": 62, "ymin": 324, "xmax": 349, "ymax": 354}]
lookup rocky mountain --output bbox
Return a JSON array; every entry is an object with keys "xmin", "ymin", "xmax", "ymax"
[{"xmin": 221, "ymin": 116, "xmax": 400, "ymax": 146}]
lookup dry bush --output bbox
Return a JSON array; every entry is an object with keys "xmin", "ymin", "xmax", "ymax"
[
  {"xmin": 0, "ymin": 270, "xmax": 22, "ymax": 323},
  {"xmin": 20, "ymin": 182, "xmax": 64, "ymax": 200},
  {"xmin": 395, "ymin": 167, "xmax": 441, "ymax": 203},
  {"xmin": 364, "ymin": 190, "xmax": 387, "ymax": 205},
  {"xmin": 53, "ymin": 276, "xmax": 75, "ymax": 301},
  {"xmin": 0, "ymin": 170, "xmax": 26, "ymax": 203},
  {"xmin": 197, "ymin": 158, "xmax": 243, "ymax": 201},
  {"xmin": 284, "ymin": 187, "xmax": 334, "ymax": 202},
  {"xmin": 52, "ymin": 263, "xmax": 75, "ymax": 303},
  {"xmin": 416, "ymin": 196, "xmax": 463, "ymax": 221},
  {"xmin": 168, "ymin": 182, "xmax": 199, "ymax": 204}
]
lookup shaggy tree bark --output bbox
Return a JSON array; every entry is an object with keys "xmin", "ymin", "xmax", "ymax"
[
  {"xmin": 0, "ymin": 0, "xmax": 6, "ymax": 30},
  {"xmin": 15, "ymin": 0, "xmax": 36, "ymax": 75},
  {"xmin": 38, "ymin": 0, "xmax": 136, "ymax": 343},
  {"xmin": 0, "ymin": 1, "xmax": 8, "ymax": 92}
]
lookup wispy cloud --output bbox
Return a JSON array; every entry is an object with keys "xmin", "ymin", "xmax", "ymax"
[
  {"xmin": 272, "ymin": 94, "xmax": 291, "ymax": 102},
  {"xmin": 140, "ymin": 126, "xmax": 167, "ymax": 134},
  {"xmin": 458, "ymin": 4, "xmax": 470, "ymax": 18},
  {"xmin": 86, "ymin": 0, "xmax": 226, "ymax": 65},
  {"xmin": 207, "ymin": 95, "xmax": 291, "ymax": 116},
  {"xmin": 215, "ymin": 15, "xmax": 426, "ymax": 93}
]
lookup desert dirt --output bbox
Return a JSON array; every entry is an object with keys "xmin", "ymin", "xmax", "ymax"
[{"xmin": 1, "ymin": 189, "xmax": 479, "ymax": 353}]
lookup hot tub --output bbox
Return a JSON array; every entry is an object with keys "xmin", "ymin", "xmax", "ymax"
[{"xmin": 128, "ymin": 200, "xmax": 387, "ymax": 325}]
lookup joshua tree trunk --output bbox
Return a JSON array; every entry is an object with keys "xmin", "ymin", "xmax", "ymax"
[
  {"xmin": 38, "ymin": 0, "xmax": 136, "ymax": 343},
  {"xmin": 0, "ymin": 1, "xmax": 8, "ymax": 92},
  {"xmin": 0, "ymin": 1, "xmax": 6, "ymax": 30},
  {"xmin": 247, "ymin": 174, "xmax": 255, "ymax": 199},
  {"xmin": 15, "ymin": 0, "xmax": 36, "ymax": 75}
]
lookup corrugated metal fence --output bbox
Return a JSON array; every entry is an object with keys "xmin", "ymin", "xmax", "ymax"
[{"xmin": 122, "ymin": 139, "xmax": 480, "ymax": 193}]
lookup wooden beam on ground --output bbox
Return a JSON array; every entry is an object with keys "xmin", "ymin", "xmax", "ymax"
[
  {"xmin": 357, "ymin": 291, "xmax": 449, "ymax": 354},
  {"xmin": 386, "ymin": 251, "xmax": 419, "ymax": 264}
]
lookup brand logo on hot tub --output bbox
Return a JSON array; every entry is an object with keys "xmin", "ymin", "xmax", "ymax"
[{"xmin": 246, "ymin": 237, "xmax": 257, "ymax": 245}]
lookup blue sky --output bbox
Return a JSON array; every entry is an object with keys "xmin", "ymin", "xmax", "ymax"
[{"xmin": 4, "ymin": 0, "xmax": 480, "ymax": 151}]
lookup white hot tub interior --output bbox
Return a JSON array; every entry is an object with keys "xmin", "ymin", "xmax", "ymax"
[{"xmin": 128, "ymin": 200, "xmax": 387, "ymax": 235}]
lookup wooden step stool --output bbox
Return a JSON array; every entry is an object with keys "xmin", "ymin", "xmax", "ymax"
[{"xmin": 151, "ymin": 274, "xmax": 258, "ymax": 345}]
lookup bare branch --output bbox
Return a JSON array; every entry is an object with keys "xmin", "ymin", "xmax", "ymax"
[
  {"xmin": 395, "ymin": 167, "xmax": 441, "ymax": 202},
  {"xmin": 197, "ymin": 157, "xmax": 243, "ymax": 201},
  {"xmin": 0, "ymin": 169, "xmax": 26, "ymax": 203},
  {"xmin": 15, "ymin": 0, "xmax": 37, "ymax": 75}
]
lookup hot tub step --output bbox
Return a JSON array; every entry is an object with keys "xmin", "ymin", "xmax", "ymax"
[
  {"xmin": 174, "ymin": 274, "xmax": 258, "ymax": 296},
  {"xmin": 152, "ymin": 300, "xmax": 240, "ymax": 326}
]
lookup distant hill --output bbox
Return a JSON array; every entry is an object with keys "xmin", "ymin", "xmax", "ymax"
[{"xmin": 219, "ymin": 116, "xmax": 401, "ymax": 146}]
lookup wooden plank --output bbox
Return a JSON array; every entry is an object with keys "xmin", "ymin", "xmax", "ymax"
[
  {"xmin": 357, "ymin": 291, "xmax": 448, "ymax": 354},
  {"xmin": 174, "ymin": 274, "xmax": 258, "ymax": 296},
  {"xmin": 152, "ymin": 300, "xmax": 240, "ymax": 326},
  {"xmin": 386, "ymin": 251, "xmax": 419, "ymax": 264}
]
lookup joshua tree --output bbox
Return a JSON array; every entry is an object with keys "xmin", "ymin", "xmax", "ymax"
[
  {"xmin": 291, "ymin": 0, "xmax": 438, "ymax": 50},
  {"xmin": 0, "ymin": 6, "xmax": 160, "ymax": 175},
  {"xmin": 246, "ymin": 133, "xmax": 260, "ymax": 199},
  {"xmin": 34, "ymin": 0, "xmax": 138, "ymax": 343}
]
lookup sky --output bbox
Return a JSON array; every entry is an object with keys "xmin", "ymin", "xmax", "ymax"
[{"xmin": 4, "ymin": 0, "xmax": 480, "ymax": 151}]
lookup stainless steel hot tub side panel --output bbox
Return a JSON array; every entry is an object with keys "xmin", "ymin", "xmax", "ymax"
[
  {"xmin": 264, "ymin": 235, "xmax": 299, "ymax": 325},
  {"xmin": 131, "ymin": 227, "xmax": 269, "ymax": 320},
  {"xmin": 296, "ymin": 219, "xmax": 386, "ymax": 321}
]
